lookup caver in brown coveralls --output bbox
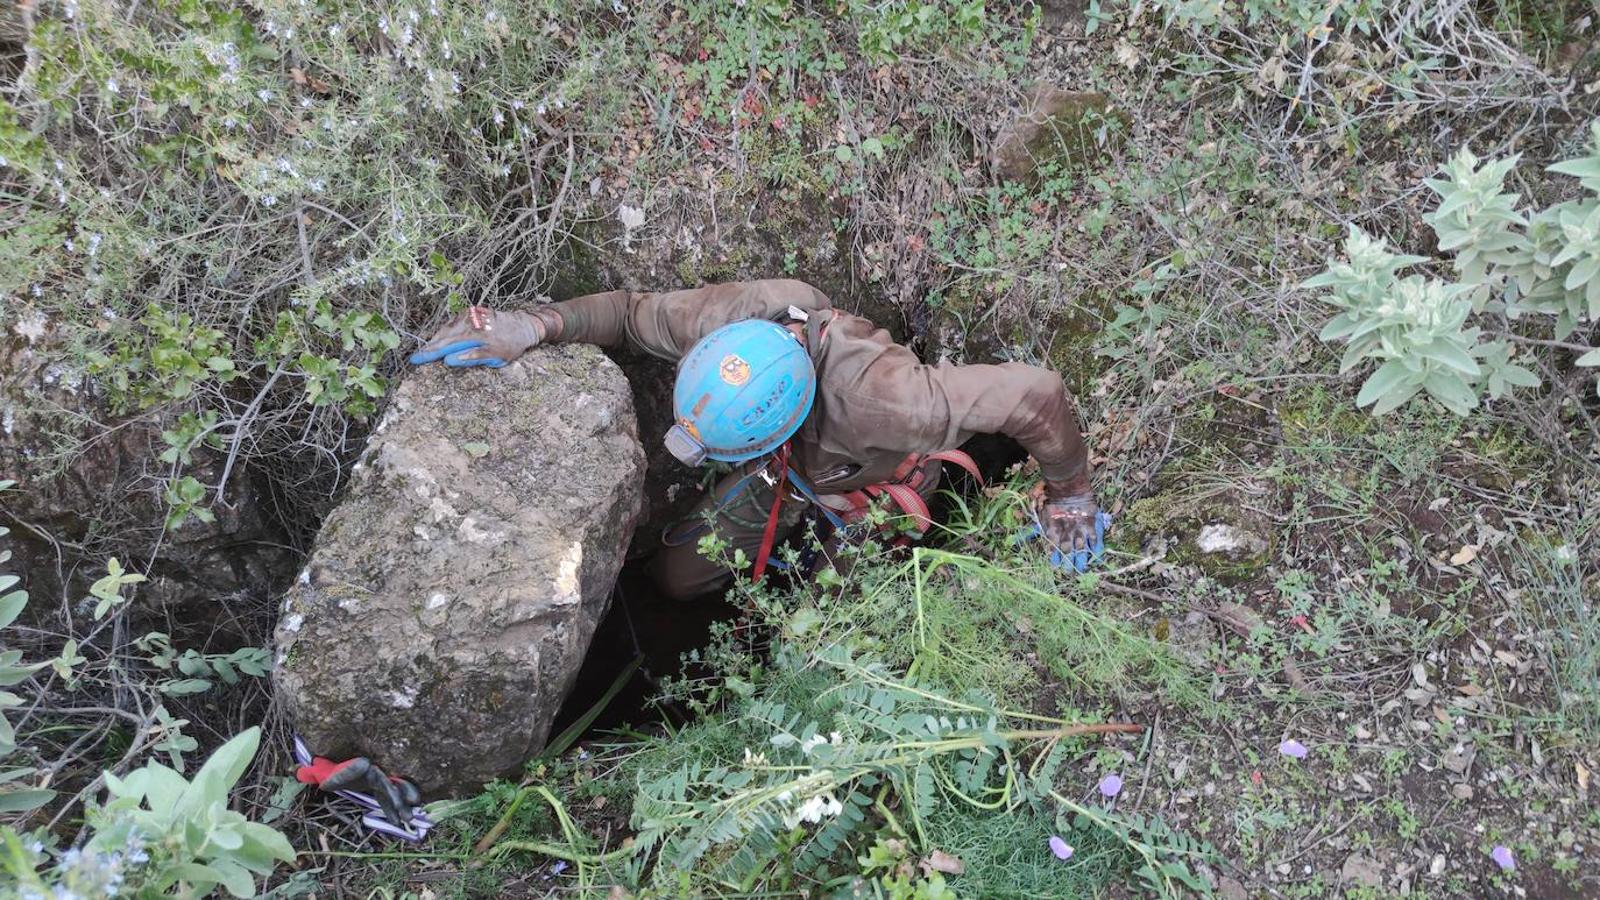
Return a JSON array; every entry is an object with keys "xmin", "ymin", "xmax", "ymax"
[{"xmin": 412, "ymin": 279, "xmax": 1097, "ymax": 599}]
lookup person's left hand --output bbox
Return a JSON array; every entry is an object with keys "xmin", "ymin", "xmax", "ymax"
[
  {"xmin": 408, "ymin": 306, "xmax": 553, "ymax": 368},
  {"xmin": 1032, "ymin": 483, "xmax": 1106, "ymax": 573}
]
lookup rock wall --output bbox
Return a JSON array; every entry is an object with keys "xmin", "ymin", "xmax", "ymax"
[
  {"xmin": 0, "ymin": 338, "xmax": 293, "ymax": 618},
  {"xmin": 273, "ymin": 343, "xmax": 645, "ymax": 795}
]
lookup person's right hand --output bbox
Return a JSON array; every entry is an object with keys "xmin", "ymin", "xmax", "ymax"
[{"xmin": 408, "ymin": 306, "xmax": 555, "ymax": 368}]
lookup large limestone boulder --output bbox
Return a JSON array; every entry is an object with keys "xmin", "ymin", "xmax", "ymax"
[{"xmin": 273, "ymin": 343, "xmax": 646, "ymax": 796}]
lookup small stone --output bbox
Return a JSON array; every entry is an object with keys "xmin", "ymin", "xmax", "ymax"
[
  {"xmin": 1354, "ymin": 723, "xmax": 1373, "ymax": 740},
  {"xmin": 1442, "ymin": 743, "xmax": 1475, "ymax": 774},
  {"xmin": 1430, "ymin": 854, "xmax": 1446, "ymax": 876},
  {"xmin": 1341, "ymin": 853, "xmax": 1384, "ymax": 888},
  {"xmin": 1196, "ymin": 523, "xmax": 1269, "ymax": 558},
  {"xmin": 1218, "ymin": 876, "xmax": 1248, "ymax": 900},
  {"xmin": 1452, "ymin": 783, "xmax": 1474, "ymax": 800}
]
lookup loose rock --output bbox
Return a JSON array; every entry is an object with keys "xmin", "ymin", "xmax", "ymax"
[{"xmin": 274, "ymin": 344, "xmax": 645, "ymax": 795}]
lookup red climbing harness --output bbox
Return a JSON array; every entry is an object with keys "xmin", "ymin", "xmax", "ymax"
[
  {"xmin": 750, "ymin": 443, "xmax": 792, "ymax": 583},
  {"xmin": 750, "ymin": 447, "xmax": 984, "ymax": 583}
]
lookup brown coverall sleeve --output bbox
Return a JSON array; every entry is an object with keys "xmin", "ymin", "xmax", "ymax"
[
  {"xmin": 847, "ymin": 358, "xmax": 1089, "ymax": 488},
  {"xmin": 546, "ymin": 280, "xmax": 833, "ymax": 361}
]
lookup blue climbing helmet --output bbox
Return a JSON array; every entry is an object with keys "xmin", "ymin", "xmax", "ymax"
[{"xmin": 663, "ymin": 319, "xmax": 816, "ymax": 466}]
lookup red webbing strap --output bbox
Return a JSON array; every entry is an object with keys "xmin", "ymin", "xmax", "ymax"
[
  {"xmin": 750, "ymin": 444, "xmax": 791, "ymax": 583},
  {"xmin": 924, "ymin": 449, "xmax": 984, "ymax": 485},
  {"xmin": 878, "ymin": 483, "xmax": 932, "ymax": 532}
]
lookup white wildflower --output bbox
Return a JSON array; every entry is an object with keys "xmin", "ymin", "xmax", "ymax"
[
  {"xmin": 511, "ymin": 99, "xmax": 524, "ymax": 110},
  {"xmin": 782, "ymin": 793, "xmax": 844, "ymax": 828},
  {"xmin": 493, "ymin": 110, "xmax": 504, "ymax": 125},
  {"xmin": 104, "ymin": 78, "xmax": 119, "ymax": 94},
  {"xmin": 262, "ymin": 194, "xmax": 278, "ymax": 207},
  {"xmin": 328, "ymin": 24, "xmax": 343, "ymax": 38},
  {"xmin": 257, "ymin": 89, "xmax": 275, "ymax": 102},
  {"xmin": 799, "ymin": 733, "xmax": 828, "ymax": 755}
]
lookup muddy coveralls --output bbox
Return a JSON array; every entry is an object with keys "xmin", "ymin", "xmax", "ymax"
[{"xmin": 540, "ymin": 279, "xmax": 1091, "ymax": 600}]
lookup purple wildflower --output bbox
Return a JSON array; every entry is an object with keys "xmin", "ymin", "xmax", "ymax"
[
  {"xmin": 1048, "ymin": 835, "xmax": 1073, "ymax": 860},
  {"xmin": 1491, "ymin": 846, "xmax": 1515, "ymax": 871},
  {"xmin": 1098, "ymin": 773, "xmax": 1124, "ymax": 798},
  {"xmin": 1278, "ymin": 739, "xmax": 1308, "ymax": 759}
]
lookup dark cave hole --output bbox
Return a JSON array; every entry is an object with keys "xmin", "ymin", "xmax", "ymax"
[{"xmin": 549, "ymin": 432, "xmax": 1027, "ymax": 740}]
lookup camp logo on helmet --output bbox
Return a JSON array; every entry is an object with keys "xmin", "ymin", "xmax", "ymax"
[{"xmin": 719, "ymin": 354, "xmax": 751, "ymax": 386}]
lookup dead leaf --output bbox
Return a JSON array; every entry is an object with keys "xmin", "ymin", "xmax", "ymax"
[
  {"xmin": 1449, "ymin": 544, "xmax": 1478, "ymax": 566},
  {"xmin": 1457, "ymin": 683, "xmax": 1484, "ymax": 696},
  {"xmin": 1493, "ymin": 649, "xmax": 1521, "ymax": 668},
  {"xmin": 920, "ymin": 850, "xmax": 965, "ymax": 876},
  {"xmin": 1577, "ymin": 761, "xmax": 1591, "ymax": 793}
]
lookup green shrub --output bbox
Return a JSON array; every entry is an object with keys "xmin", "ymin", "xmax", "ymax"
[
  {"xmin": 1306, "ymin": 122, "xmax": 1600, "ymax": 416},
  {"xmin": 1, "ymin": 481, "xmax": 285, "ymax": 894}
]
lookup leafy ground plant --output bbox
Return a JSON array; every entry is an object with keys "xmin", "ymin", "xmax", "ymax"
[
  {"xmin": 1308, "ymin": 124, "xmax": 1600, "ymax": 417},
  {"xmin": 1, "ymin": 727, "xmax": 293, "ymax": 898}
]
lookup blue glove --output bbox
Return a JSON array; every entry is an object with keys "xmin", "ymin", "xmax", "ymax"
[
  {"xmin": 408, "ymin": 306, "xmax": 551, "ymax": 368},
  {"xmin": 1049, "ymin": 511, "xmax": 1109, "ymax": 573},
  {"xmin": 1020, "ymin": 511, "xmax": 1111, "ymax": 573}
]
